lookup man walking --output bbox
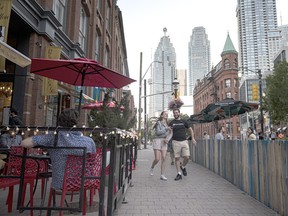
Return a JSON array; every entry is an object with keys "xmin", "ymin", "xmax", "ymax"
[{"xmin": 169, "ymin": 108, "xmax": 197, "ymax": 180}]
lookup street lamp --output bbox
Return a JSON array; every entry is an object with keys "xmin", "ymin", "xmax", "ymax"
[
  {"xmin": 239, "ymin": 67, "xmax": 264, "ymax": 137},
  {"xmin": 172, "ymin": 78, "xmax": 179, "ymax": 99},
  {"xmin": 138, "ymin": 52, "xmax": 162, "ymax": 149}
]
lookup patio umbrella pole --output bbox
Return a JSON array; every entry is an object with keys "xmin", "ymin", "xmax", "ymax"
[
  {"xmin": 78, "ymin": 89, "xmax": 83, "ymax": 113},
  {"xmin": 78, "ymin": 73, "xmax": 85, "ymax": 113}
]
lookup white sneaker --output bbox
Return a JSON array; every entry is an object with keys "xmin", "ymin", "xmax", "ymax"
[
  {"xmin": 160, "ymin": 175, "xmax": 167, "ymax": 181},
  {"xmin": 150, "ymin": 168, "xmax": 154, "ymax": 176}
]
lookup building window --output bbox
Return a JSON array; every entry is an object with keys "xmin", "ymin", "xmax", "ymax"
[
  {"xmin": 234, "ymin": 78, "xmax": 238, "ymax": 87},
  {"xmin": 79, "ymin": 6, "xmax": 87, "ymax": 51},
  {"xmin": 233, "ymin": 58, "xmax": 238, "ymax": 68},
  {"xmin": 97, "ymin": 0, "xmax": 102, "ymax": 14},
  {"xmin": 105, "ymin": 3, "xmax": 111, "ymax": 32},
  {"xmin": 53, "ymin": 0, "xmax": 66, "ymax": 26},
  {"xmin": 226, "ymin": 92, "xmax": 231, "ymax": 98},
  {"xmin": 95, "ymin": 30, "xmax": 101, "ymax": 61},
  {"xmin": 104, "ymin": 45, "xmax": 110, "ymax": 67},
  {"xmin": 224, "ymin": 59, "xmax": 230, "ymax": 69},
  {"xmin": 225, "ymin": 79, "xmax": 231, "ymax": 88}
]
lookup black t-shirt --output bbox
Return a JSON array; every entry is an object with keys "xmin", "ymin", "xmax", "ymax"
[{"xmin": 169, "ymin": 119, "xmax": 189, "ymax": 141}]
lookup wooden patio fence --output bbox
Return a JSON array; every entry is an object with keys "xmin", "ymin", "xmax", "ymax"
[{"xmin": 190, "ymin": 139, "xmax": 288, "ymax": 216}]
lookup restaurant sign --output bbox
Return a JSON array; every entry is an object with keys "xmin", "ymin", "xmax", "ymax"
[{"xmin": 0, "ymin": 40, "xmax": 31, "ymax": 68}]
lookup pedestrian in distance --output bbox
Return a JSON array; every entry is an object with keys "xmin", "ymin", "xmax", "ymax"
[
  {"xmin": 21, "ymin": 108, "xmax": 96, "ymax": 190},
  {"xmin": 168, "ymin": 108, "xmax": 196, "ymax": 181},
  {"xmin": 247, "ymin": 127, "xmax": 257, "ymax": 140},
  {"xmin": 150, "ymin": 111, "xmax": 172, "ymax": 181},
  {"xmin": 203, "ymin": 131, "xmax": 210, "ymax": 139},
  {"xmin": 215, "ymin": 127, "xmax": 225, "ymax": 140}
]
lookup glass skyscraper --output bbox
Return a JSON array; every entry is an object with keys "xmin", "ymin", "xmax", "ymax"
[
  {"xmin": 188, "ymin": 26, "xmax": 211, "ymax": 96},
  {"xmin": 149, "ymin": 28, "xmax": 176, "ymax": 117},
  {"xmin": 237, "ymin": 0, "xmax": 278, "ymax": 76}
]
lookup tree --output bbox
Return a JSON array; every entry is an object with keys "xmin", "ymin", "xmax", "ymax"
[{"xmin": 264, "ymin": 61, "xmax": 288, "ymax": 125}]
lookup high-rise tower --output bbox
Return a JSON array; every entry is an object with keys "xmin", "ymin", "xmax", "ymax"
[
  {"xmin": 237, "ymin": 0, "xmax": 278, "ymax": 76},
  {"xmin": 149, "ymin": 28, "xmax": 176, "ymax": 117},
  {"xmin": 188, "ymin": 26, "xmax": 211, "ymax": 96}
]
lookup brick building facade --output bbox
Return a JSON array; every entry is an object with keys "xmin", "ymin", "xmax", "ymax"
[
  {"xmin": 0, "ymin": 0, "xmax": 135, "ymax": 127},
  {"xmin": 193, "ymin": 34, "xmax": 240, "ymax": 139}
]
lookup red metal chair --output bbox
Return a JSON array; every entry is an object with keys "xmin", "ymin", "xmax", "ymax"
[
  {"xmin": 4, "ymin": 146, "xmax": 48, "ymax": 215},
  {"xmin": 0, "ymin": 178, "xmax": 20, "ymax": 213},
  {"xmin": 0, "ymin": 178, "xmax": 34, "ymax": 215},
  {"xmin": 47, "ymin": 152, "xmax": 102, "ymax": 216}
]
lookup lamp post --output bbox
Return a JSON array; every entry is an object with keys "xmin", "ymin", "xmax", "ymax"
[
  {"xmin": 172, "ymin": 78, "xmax": 179, "ymax": 99},
  {"xmin": 240, "ymin": 68, "xmax": 264, "ymax": 137},
  {"xmin": 138, "ymin": 52, "xmax": 163, "ymax": 149}
]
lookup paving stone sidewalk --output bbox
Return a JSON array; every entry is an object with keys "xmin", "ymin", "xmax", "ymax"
[
  {"xmin": 114, "ymin": 146, "xmax": 278, "ymax": 216},
  {"xmin": 0, "ymin": 145, "xmax": 279, "ymax": 216}
]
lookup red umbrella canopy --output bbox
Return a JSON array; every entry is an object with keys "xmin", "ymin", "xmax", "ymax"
[{"xmin": 30, "ymin": 58, "xmax": 135, "ymax": 88}]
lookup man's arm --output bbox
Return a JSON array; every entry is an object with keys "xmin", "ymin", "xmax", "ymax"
[
  {"xmin": 21, "ymin": 137, "xmax": 34, "ymax": 148},
  {"xmin": 188, "ymin": 127, "xmax": 197, "ymax": 145}
]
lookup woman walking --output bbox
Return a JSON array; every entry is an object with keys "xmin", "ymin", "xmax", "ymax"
[
  {"xmin": 150, "ymin": 111, "xmax": 172, "ymax": 180},
  {"xmin": 247, "ymin": 127, "xmax": 257, "ymax": 140}
]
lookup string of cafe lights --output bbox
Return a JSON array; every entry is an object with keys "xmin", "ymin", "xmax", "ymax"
[{"xmin": 0, "ymin": 125, "xmax": 136, "ymax": 140}]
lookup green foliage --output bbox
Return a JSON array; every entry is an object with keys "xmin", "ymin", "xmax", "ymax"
[
  {"xmin": 88, "ymin": 94, "xmax": 136, "ymax": 130},
  {"xmin": 87, "ymin": 94, "xmax": 136, "ymax": 147},
  {"xmin": 264, "ymin": 61, "xmax": 288, "ymax": 124}
]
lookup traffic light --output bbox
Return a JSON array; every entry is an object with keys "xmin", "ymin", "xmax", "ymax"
[{"xmin": 252, "ymin": 83, "xmax": 259, "ymax": 100}]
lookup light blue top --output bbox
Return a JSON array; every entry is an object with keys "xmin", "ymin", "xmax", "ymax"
[
  {"xmin": 32, "ymin": 131, "xmax": 96, "ymax": 189},
  {"xmin": 215, "ymin": 133, "xmax": 224, "ymax": 140}
]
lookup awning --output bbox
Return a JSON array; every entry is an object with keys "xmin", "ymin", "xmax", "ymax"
[
  {"xmin": 58, "ymin": 83, "xmax": 95, "ymax": 102},
  {"xmin": 0, "ymin": 40, "xmax": 31, "ymax": 68}
]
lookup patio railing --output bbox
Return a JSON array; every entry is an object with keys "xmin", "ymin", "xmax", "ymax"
[{"xmin": 0, "ymin": 126, "xmax": 137, "ymax": 216}]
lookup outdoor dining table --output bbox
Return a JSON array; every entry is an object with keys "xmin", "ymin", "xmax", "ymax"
[{"xmin": 26, "ymin": 153, "xmax": 51, "ymax": 215}]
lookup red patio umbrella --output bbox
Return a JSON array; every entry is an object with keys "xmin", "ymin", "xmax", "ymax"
[{"xmin": 30, "ymin": 58, "xmax": 135, "ymax": 112}]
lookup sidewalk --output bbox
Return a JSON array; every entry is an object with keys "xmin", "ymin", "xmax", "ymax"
[
  {"xmin": 0, "ymin": 145, "xmax": 279, "ymax": 216},
  {"xmin": 114, "ymin": 145, "xmax": 278, "ymax": 216}
]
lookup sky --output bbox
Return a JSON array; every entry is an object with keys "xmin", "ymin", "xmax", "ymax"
[{"xmin": 118, "ymin": 0, "xmax": 288, "ymax": 109}]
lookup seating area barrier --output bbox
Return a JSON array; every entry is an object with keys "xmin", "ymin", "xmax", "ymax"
[
  {"xmin": 190, "ymin": 139, "xmax": 288, "ymax": 216},
  {"xmin": 0, "ymin": 126, "xmax": 137, "ymax": 216}
]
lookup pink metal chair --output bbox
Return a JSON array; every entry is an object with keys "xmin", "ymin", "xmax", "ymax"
[
  {"xmin": 4, "ymin": 146, "xmax": 47, "ymax": 215},
  {"xmin": 47, "ymin": 152, "xmax": 102, "ymax": 216},
  {"xmin": 0, "ymin": 178, "xmax": 20, "ymax": 213}
]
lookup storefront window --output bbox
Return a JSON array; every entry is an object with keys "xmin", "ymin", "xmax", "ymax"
[{"xmin": 0, "ymin": 82, "xmax": 13, "ymax": 125}]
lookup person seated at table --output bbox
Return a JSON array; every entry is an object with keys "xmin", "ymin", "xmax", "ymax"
[
  {"xmin": 1, "ymin": 130, "xmax": 23, "ymax": 148},
  {"xmin": 1, "ymin": 108, "xmax": 23, "ymax": 149},
  {"xmin": 21, "ymin": 108, "xmax": 96, "ymax": 190},
  {"xmin": 9, "ymin": 107, "xmax": 24, "ymax": 126}
]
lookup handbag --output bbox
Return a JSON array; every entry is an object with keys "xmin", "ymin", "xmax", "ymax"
[{"xmin": 155, "ymin": 121, "xmax": 167, "ymax": 136}]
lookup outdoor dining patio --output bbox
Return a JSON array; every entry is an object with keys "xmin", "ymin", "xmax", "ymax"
[{"xmin": 0, "ymin": 126, "xmax": 137, "ymax": 216}]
